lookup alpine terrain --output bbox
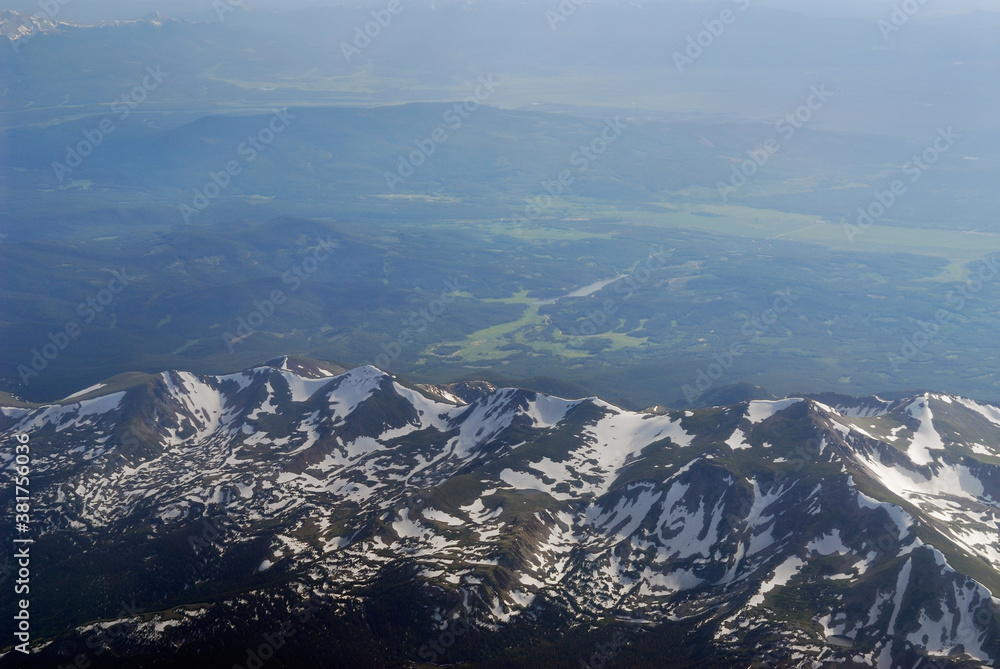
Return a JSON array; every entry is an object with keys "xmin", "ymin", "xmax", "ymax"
[{"xmin": 1, "ymin": 357, "xmax": 999, "ymax": 668}]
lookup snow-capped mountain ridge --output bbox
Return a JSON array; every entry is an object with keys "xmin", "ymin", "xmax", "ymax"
[
  {"xmin": 0, "ymin": 10, "xmax": 58, "ymax": 41},
  {"xmin": 1, "ymin": 360, "xmax": 998, "ymax": 668}
]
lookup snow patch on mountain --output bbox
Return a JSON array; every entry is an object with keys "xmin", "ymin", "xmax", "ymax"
[
  {"xmin": 746, "ymin": 398, "xmax": 803, "ymax": 423},
  {"xmin": 279, "ymin": 370, "xmax": 335, "ymax": 402},
  {"xmin": 62, "ymin": 382, "xmax": 108, "ymax": 401},
  {"xmin": 525, "ymin": 393, "xmax": 581, "ymax": 428},
  {"xmin": 905, "ymin": 396, "xmax": 946, "ymax": 465},
  {"xmin": 748, "ymin": 555, "xmax": 804, "ymax": 607},
  {"xmin": 5, "ymin": 362, "xmax": 1000, "ymax": 667}
]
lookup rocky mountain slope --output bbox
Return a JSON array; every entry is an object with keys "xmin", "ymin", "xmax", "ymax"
[{"xmin": 1, "ymin": 357, "xmax": 998, "ymax": 668}]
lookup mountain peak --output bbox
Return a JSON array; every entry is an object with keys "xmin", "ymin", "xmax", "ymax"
[
  {"xmin": 0, "ymin": 9, "xmax": 58, "ymax": 40},
  {"xmin": 260, "ymin": 354, "xmax": 347, "ymax": 379},
  {"xmin": 3, "ymin": 366, "xmax": 1000, "ymax": 667}
]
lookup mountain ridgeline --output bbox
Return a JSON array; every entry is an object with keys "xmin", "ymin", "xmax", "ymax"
[{"xmin": 1, "ymin": 357, "xmax": 999, "ymax": 668}]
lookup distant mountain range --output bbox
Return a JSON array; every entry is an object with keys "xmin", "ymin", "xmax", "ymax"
[
  {"xmin": 0, "ymin": 11, "xmax": 56, "ymax": 41},
  {"xmin": 1, "ymin": 356, "xmax": 998, "ymax": 667},
  {"xmin": 0, "ymin": 9, "xmax": 173, "ymax": 40},
  {"xmin": 3, "ymin": 3, "xmax": 999, "ymax": 137}
]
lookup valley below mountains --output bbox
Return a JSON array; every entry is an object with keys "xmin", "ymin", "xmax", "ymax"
[{"xmin": 1, "ymin": 357, "xmax": 999, "ymax": 668}]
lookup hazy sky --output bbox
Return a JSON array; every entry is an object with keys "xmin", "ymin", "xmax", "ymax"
[{"xmin": 1, "ymin": 0, "xmax": 998, "ymax": 22}]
